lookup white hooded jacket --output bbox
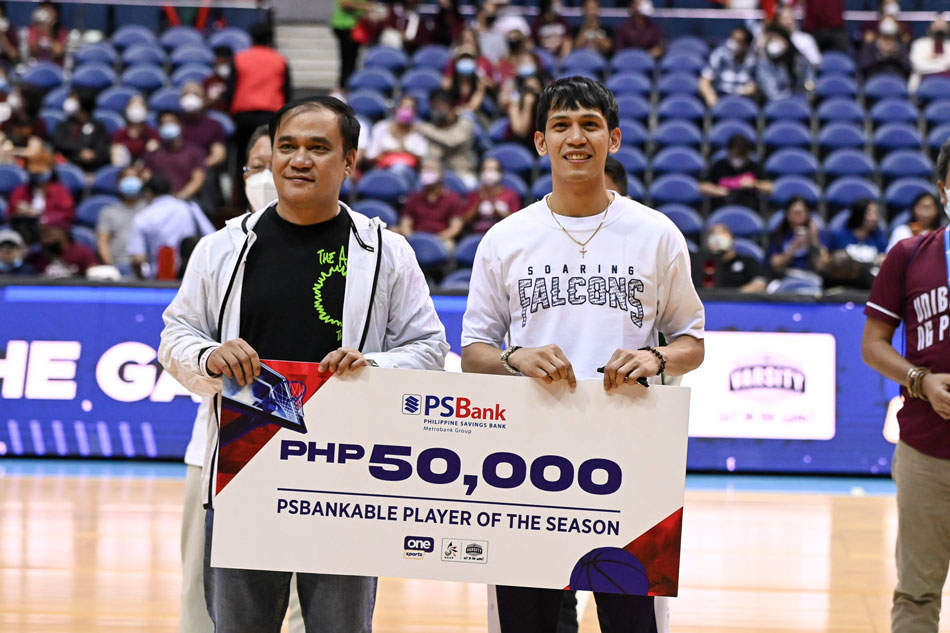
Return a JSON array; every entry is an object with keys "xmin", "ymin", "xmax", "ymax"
[{"xmin": 159, "ymin": 202, "xmax": 449, "ymax": 506}]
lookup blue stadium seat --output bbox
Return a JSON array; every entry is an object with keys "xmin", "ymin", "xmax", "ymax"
[
  {"xmin": 605, "ymin": 72, "xmax": 652, "ymax": 97},
  {"xmin": 659, "ymin": 204, "xmax": 703, "ymax": 239},
  {"xmin": 532, "ymin": 174, "xmax": 553, "ymax": 200},
  {"xmin": 890, "ymin": 210, "xmax": 911, "ymax": 231},
  {"xmin": 824, "ymin": 177, "xmax": 880, "ymax": 210},
  {"xmin": 159, "ymin": 26, "xmax": 204, "ymax": 51},
  {"xmin": 111, "ymin": 24, "xmax": 158, "ymax": 50},
  {"xmin": 122, "ymin": 64, "xmax": 168, "ymax": 93},
  {"xmin": 763, "ymin": 95, "xmax": 810, "ymax": 123},
  {"xmin": 769, "ymin": 276, "xmax": 822, "ymax": 296},
  {"xmin": 917, "ymin": 76, "xmax": 950, "ymax": 104},
  {"xmin": 207, "ymin": 110, "xmax": 235, "ymax": 137},
  {"xmin": 616, "ymin": 94, "xmax": 651, "ymax": 121},
  {"xmin": 357, "ymin": 169, "xmax": 410, "ymax": 203},
  {"xmin": 763, "ymin": 121, "xmax": 812, "ymax": 151},
  {"xmin": 0, "ymin": 164, "xmax": 27, "ymax": 195},
  {"xmin": 733, "ymin": 238, "xmax": 765, "ymax": 264},
  {"xmin": 96, "ymin": 85, "xmax": 141, "ymax": 112},
  {"xmin": 627, "ymin": 175, "xmax": 644, "ymax": 199},
  {"xmin": 440, "ymin": 171, "xmax": 469, "ymax": 195},
  {"xmin": 707, "ymin": 205, "xmax": 764, "ymax": 239},
  {"xmin": 823, "ymin": 149, "xmax": 876, "ymax": 180},
  {"xmin": 347, "ymin": 89, "xmax": 389, "ymax": 120},
  {"xmin": 535, "ymin": 47, "xmax": 559, "ymax": 75},
  {"xmin": 828, "ymin": 209, "xmax": 852, "ymax": 231},
  {"xmin": 652, "ymin": 146, "xmax": 704, "ymax": 176},
  {"xmin": 170, "ymin": 44, "xmax": 214, "ymax": 68},
  {"xmin": 650, "ymin": 174, "xmax": 701, "ymax": 206},
  {"xmin": 21, "ymin": 62, "xmax": 64, "ymax": 90},
  {"xmin": 656, "ymin": 94, "xmax": 704, "ymax": 122},
  {"xmin": 362, "ymin": 46, "xmax": 409, "ymax": 74},
  {"xmin": 71, "ymin": 225, "xmax": 97, "ymax": 251},
  {"xmin": 815, "ymin": 75, "xmax": 857, "ymax": 100},
  {"xmin": 768, "ymin": 210, "xmax": 826, "ymax": 232},
  {"xmin": 93, "ymin": 109, "xmax": 126, "ymax": 135},
  {"xmin": 440, "ymin": 268, "xmax": 472, "ymax": 291},
  {"xmin": 708, "ymin": 120, "xmax": 756, "ymax": 148},
  {"xmin": 55, "ymin": 163, "xmax": 86, "ymax": 196},
  {"xmin": 924, "ymin": 100, "xmax": 950, "ymax": 128},
  {"xmin": 407, "ymin": 232, "xmax": 450, "ymax": 268},
  {"xmin": 399, "ymin": 68, "xmax": 442, "ymax": 93},
  {"xmin": 406, "ymin": 89, "xmax": 430, "ymax": 119},
  {"xmin": 870, "ymin": 99, "xmax": 918, "ymax": 126},
  {"xmin": 667, "ymin": 36, "xmax": 709, "ymax": 57},
  {"xmin": 659, "ymin": 53, "xmax": 705, "ymax": 75},
  {"xmin": 764, "ymin": 148, "xmax": 819, "ymax": 178},
  {"xmin": 657, "ymin": 72, "xmax": 698, "ymax": 96},
  {"xmin": 121, "ymin": 44, "xmax": 167, "ymax": 67},
  {"xmin": 613, "ymin": 147, "xmax": 647, "ymax": 175},
  {"xmin": 618, "ymin": 119, "xmax": 648, "ymax": 147},
  {"xmin": 819, "ymin": 51, "xmax": 856, "ymax": 75},
  {"xmin": 610, "ymin": 49, "xmax": 654, "ymax": 74},
  {"xmin": 873, "ymin": 123, "xmax": 922, "ymax": 153},
  {"xmin": 818, "ymin": 123, "xmax": 866, "ymax": 153},
  {"xmin": 487, "ymin": 117, "xmax": 509, "ymax": 144},
  {"xmin": 816, "ymin": 98, "xmax": 865, "ymax": 124},
  {"xmin": 172, "ymin": 63, "xmax": 212, "ymax": 86},
  {"xmin": 352, "ymin": 199, "xmax": 398, "ymax": 226},
  {"xmin": 207, "ymin": 27, "xmax": 251, "ymax": 53},
  {"xmin": 410, "ymin": 45, "xmax": 451, "ymax": 71},
  {"xmin": 653, "ymin": 120, "xmax": 702, "ymax": 147},
  {"xmin": 454, "ymin": 234, "xmax": 482, "ymax": 268},
  {"xmin": 865, "ymin": 74, "xmax": 909, "ymax": 102},
  {"xmin": 555, "ymin": 68, "xmax": 600, "ymax": 82},
  {"xmin": 561, "ymin": 49, "xmax": 607, "ymax": 75},
  {"xmin": 770, "ymin": 175, "xmax": 820, "ymax": 206},
  {"xmin": 347, "ymin": 67, "xmax": 398, "ymax": 95},
  {"xmin": 73, "ymin": 63, "xmax": 118, "ymax": 91},
  {"xmin": 39, "ymin": 108, "xmax": 64, "ymax": 132},
  {"xmin": 928, "ymin": 123, "xmax": 950, "ymax": 152},
  {"xmin": 148, "ymin": 86, "xmax": 181, "ymax": 113},
  {"xmin": 886, "ymin": 178, "xmax": 934, "ymax": 210},
  {"xmin": 486, "ymin": 143, "xmax": 536, "ymax": 175},
  {"xmin": 880, "ymin": 150, "xmax": 933, "ymax": 180},
  {"xmin": 41, "ymin": 85, "xmax": 70, "ymax": 110},
  {"xmin": 76, "ymin": 42, "xmax": 118, "ymax": 66},
  {"xmin": 499, "ymin": 172, "xmax": 528, "ymax": 199},
  {"xmin": 92, "ymin": 165, "xmax": 121, "ymax": 195},
  {"xmin": 710, "ymin": 95, "xmax": 758, "ymax": 122},
  {"xmin": 76, "ymin": 194, "xmax": 119, "ymax": 228}
]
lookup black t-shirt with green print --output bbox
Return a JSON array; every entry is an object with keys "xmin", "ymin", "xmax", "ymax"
[{"xmin": 240, "ymin": 206, "xmax": 349, "ymax": 362}]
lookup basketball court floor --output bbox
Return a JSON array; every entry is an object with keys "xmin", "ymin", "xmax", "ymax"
[{"xmin": 1, "ymin": 460, "xmax": 948, "ymax": 633}]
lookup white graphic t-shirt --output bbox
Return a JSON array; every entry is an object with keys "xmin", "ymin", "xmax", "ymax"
[{"xmin": 462, "ymin": 194, "xmax": 705, "ymax": 380}]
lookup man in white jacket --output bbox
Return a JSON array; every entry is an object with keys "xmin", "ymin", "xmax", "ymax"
[{"xmin": 160, "ymin": 96, "xmax": 447, "ymax": 633}]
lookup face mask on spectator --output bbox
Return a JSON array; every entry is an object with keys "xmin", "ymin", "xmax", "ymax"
[
  {"xmin": 7, "ymin": 93, "xmax": 22, "ymax": 111},
  {"xmin": 880, "ymin": 18, "xmax": 899, "ymax": 37},
  {"xmin": 245, "ymin": 169, "xmax": 277, "ymax": 211},
  {"xmin": 180, "ymin": 93, "xmax": 203, "ymax": 113},
  {"xmin": 883, "ymin": 2, "xmax": 900, "ymax": 16},
  {"xmin": 508, "ymin": 37, "xmax": 524, "ymax": 54},
  {"xmin": 729, "ymin": 155, "xmax": 746, "ymax": 169},
  {"xmin": 455, "ymin": 58, "xmax": 477, "ymax": 75},
  {"xmin": 726, "ymin": 37, "xmax": 741, "ymax": 53},
  {"xmin": 215, "ymin": 63, "xmax": 231, "ymax": 79},
  {"xmin": 419, "ymin": 169, "xmax": 441, "ymax": 187},
  {"xmin": 708, "ymin": 233, "xmax": 733, "ymax": 254},
  {"xmin": 159, "ymin": 122, "xmax": 181, "ymax": 141},
  {"xmin": 30, "ymin": 170, "xmax": 51, "ymax": 186},
  {"xmin": 481, "ymin": 168, "xmax": 501, "ymax": 186},
  {"xmin": 63, "ymin": 97, "xmax": 79, "ymax": 116},
  {"xmin": 394, "ymin": 106, "xmax": 415, "ymax": 125},
  {"xmin": 0, "ymin": 257, "xmax": 22, "ymax": 271},
  {"xmin": 118, "ymin": 176, "xmax": 143, "ymax": 198},
  {"xmin": 767, "ymin": 40, "xmax": 787, "ymax": 58},
  {"xmin": 0, "ymin": 79, "xmax": 9, "ymax": 94},
  {"xmin": 517, "ymin": 63, "xmax": 537, "ymax": 77},
  {"xmin": 638, "ymin": 0, "xmax": 654, "ymax": 16},
  {"xmin": 126, "ymin": 104, "xmax": 147, "ymax": 124}
]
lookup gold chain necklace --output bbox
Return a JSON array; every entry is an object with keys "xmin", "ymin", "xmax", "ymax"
[{"xmin": 547, "ymin": 194, "xmax": 612, "ymax": 258}]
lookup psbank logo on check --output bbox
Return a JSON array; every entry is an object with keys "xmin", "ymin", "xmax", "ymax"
[{"xmin": 401, "ymin": 394, "xmax": 507, "ymax": 421}]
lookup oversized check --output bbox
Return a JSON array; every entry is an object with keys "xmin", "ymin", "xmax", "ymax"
[{"xmin": 211, "ymin": 362, "xmax": 690, "ymax": 596}]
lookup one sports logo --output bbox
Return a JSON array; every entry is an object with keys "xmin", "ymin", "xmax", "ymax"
[{"xmin": 402, "ymin": 394, "xmax": 421, "ymax": 415}]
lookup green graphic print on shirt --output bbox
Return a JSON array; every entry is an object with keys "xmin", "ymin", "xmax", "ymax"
[{"xmin": 313, "ymin": 245, "xmax": 348, "ymax": 341}]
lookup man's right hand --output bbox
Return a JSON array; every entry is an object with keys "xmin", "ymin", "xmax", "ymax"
[
  {"xmin": 922, "ymin": 372, "xmax": 950, "ymax": 420},
  {"xmin": 207, "ymin": 338, "xmax": 261, "ymax": 386},
  {"xmin": 507, "ymin": 344, "xmax": 576, "ymax": 388}
]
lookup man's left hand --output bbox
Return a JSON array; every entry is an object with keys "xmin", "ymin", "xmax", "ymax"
[
  {"xmin": 602, "ymin": 348, "xmax": 660, "ymax": 391},
  {"xmin": 319, "ymin": 347, "xmax": 371, "ymax": 375}
]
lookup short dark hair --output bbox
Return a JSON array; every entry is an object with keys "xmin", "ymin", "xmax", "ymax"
[
  {"xmin": 911, "ymin": 192, "xmax": 943, "ymax": 229},
  {"xmin": 246, "ymin": 124, "xmax": 270, "ymax": 158},
  {"xmin": 250, "ymin": 22, "xmax": 273, "ymax": 47},
  {"xmin": 429, "ymin": 88, "xmax": 453, "ymax": 106},
  {"xmin": 937, "ymin": 137, "xmax": 950, "ymax": 184},
  {"xmin": 604, "ymin": 155, "xmax": 627, "ymax": 196},
  {"xmin": 733, "ymin": 26, "xmax": 754, "ymax": 46},
  {"xmin": 727, "ymin": 133, "xmax": 750, "ymax": 154},
  {"xmin": 846, "ymin": 198, "xmax": 875, "ymax": 231},
  {"xmin": 535, "ymin": 76, "xmax": 620, "ymax": 134},
  {"xmin": 212, "ymin": 45, "xmax": 233, "ymax": 58},
  {"xmin": 268, "ymin": 96, "xmax": 361, "ymax": 156},
  {"xmin": 146, "ymin": 173, "xmax": 172, "ymax": 196}
]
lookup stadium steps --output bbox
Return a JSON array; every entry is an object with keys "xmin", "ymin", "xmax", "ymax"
[{"xmin": 276, "ymin": 23, "xmax": 337, "ymax": 91}]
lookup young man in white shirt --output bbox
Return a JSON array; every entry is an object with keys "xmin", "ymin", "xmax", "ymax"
[{"xmin": 461, "ymin": 76, "xmax": 705, "ymax": 633}]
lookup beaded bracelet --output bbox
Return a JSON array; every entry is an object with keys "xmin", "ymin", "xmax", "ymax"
[{"xmin": 638, "ymin": 346, "xmax": 667, "ymax": 375}]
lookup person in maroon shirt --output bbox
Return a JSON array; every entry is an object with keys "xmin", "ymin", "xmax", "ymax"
[
  {"xmin": 463, "ymin": 157, "xmax": 520, "ymax": 235},
  {"xmin": 203, "ymin": 47, "xmax": 232, "ymax": 113},
  {"xmin": 862, "ymin": 138, "xmax": 950, "ymax": 633},
  {"xmin": 396, "ymin": 160, "xmax": 465, "ymax": 246},
  {"xmin": 613, "ymin": 0, "xmax": 663, "ymax": 59},
  {"xmin": 26, "ymin": 218, "xmax": 98, "ymax": 278},
  {"xmin": 110, "ymin": 95, "xmax": 159, "ymax": 166},
  {"xmin": 530, "ymin": 0, "xmax": 573, "ymax": 61},
  {"xmin": 7, "ymin": 139, "xmax": 75, "ymax": 245},
  {"xmin": 143, "ymin": 111, "xmax": 206, "ymax": 200},
  {"xmin": 802, "ymin": 0, "xmax": 849, "ymax": 53}
]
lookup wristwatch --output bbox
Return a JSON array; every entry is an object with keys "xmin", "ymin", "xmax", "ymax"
[{"xmin": 500, "ymin": 346, "xmax": 522, "ymax": 375}]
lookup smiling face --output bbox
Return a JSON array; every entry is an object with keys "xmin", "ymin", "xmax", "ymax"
[
  {"xmin": 535, "ymin": 106, "xmax": 621, "ymax": 187},
  {"xmin": 272, "ymin": 106, "xmax": 355, "ymax": 217}
]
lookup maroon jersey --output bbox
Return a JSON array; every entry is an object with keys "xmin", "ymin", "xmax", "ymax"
[{"xmin": 864, "ymin": 227, "xmax": 950, "ymax": 459}]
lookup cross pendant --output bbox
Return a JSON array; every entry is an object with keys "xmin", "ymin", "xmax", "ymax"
[{"xmin": 580, "ymin": 246, "xmax": 587, "ymax": 258}]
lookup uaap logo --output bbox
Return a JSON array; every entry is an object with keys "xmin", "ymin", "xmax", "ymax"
[{"xmin": 402, "ymin": 394, "xmax": 422, "ymax": 415}]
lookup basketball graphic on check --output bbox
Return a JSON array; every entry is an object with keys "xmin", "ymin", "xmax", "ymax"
[{"xmin": 569, "ymin": 547, "xmax": 649, "ymax": 595}]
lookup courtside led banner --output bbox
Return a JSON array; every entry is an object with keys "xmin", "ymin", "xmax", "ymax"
[{"xmin": 210, "ymin": 365, "xmax": 690, "ymax": 596}]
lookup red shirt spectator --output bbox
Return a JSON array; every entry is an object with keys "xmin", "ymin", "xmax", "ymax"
[
  {"xmin": 8, "ymin": 177, "xmax": 75, "ymax": 227},
  {"xmin": 112, "ymin": 125, "xmax": 159, "ymax": 163},
  {"xmin": 464, "ymin": 160, "xmax": 521, "ymax": 235},
  {"xmin": 27, "ymin": 220, "xmax": 98, "ymax": 278},
  {"xmin": 401, "ymin": 189, "xmax": 465, "ymax": 234},
  {"xmin": 803, "ymin": 0, "xmax": 844, "ymax": 33},
  {"xmin": 614, "ymin": 2, "xmax": 663, "ymax": 57},
  {"xmin": 144, "ymin": 142, "xmax": 205, "ymax": 195},
  {"xmin": 531, "ymin": 11, "xmax": 573, "ymax": 59}
]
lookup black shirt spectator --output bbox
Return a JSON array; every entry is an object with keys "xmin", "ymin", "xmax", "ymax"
[
  {"xmin": 692, "ymin": 223, "xmax": 767, "ymax": 293},
  {"xmin": 699, "ymin": 134, "xmax": 772, "ymax": 211},
  {"xmin": 52, "ymin": 92, "xmax": 110, "ymax": 171}
]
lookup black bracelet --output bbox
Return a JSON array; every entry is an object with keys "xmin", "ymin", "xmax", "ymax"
[{"xmin": 638, "ymin": 346, "xmax": 666, "ymax": 375}]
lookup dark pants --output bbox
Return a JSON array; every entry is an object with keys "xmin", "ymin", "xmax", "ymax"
[
  {"xmin": 496, "ymin": 586, "xmax": 657, "ymax": 633},
  {"xmin": 334, "ymin": 27, "xmax": 360, "ymax": 90},
  {"xmin": 232, "ymin": 110, "xmax": 276, "ymax": 209}
]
